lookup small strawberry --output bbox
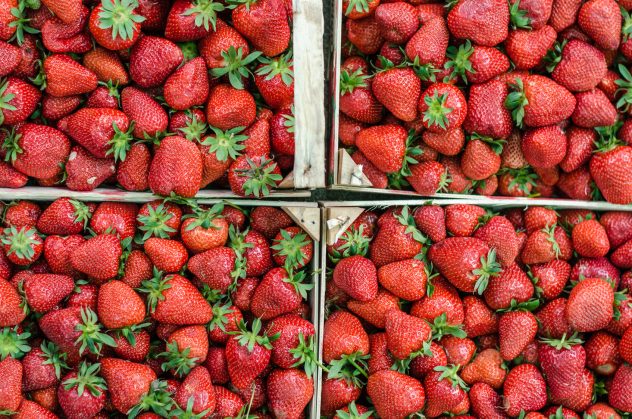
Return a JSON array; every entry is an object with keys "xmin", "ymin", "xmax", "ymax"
[
  {"xmin": 463, "ymin": 296, "xmax": 498, "ymax": 338},
  {"xmin": 586, "ymin": 331, "xmax": 621, "ymax": 375},
  {"xmin": 2, "ymin": 225, "xmax": 43, "ymax": 266},
  {"xmin": 572, "ymin": 88, "xmax": 618, "ymax": 128},
  {"xmin": 0, "ymin": 278, "xmax": 26, "ymax": 326},
  {"xmin": 144, "ymin": 237, "xmax": 188, "ymax": 273},
  {"xmin": 589, "ymin": 124, "xmax": 632, "ymax": 205},
  {"xmin": 469, "ymin": 382, "xmax": 506, "ymax": 419},
  {"xmin": 339, "ymin": 64, "xmax": 383, "ymax": 124},
  {"xmin": 82, "ymin": 47, "xmax": 130, "ymax": 85},
  {"xmin": 148, "ymin": 136, "xmax": 203, "ymax": 198},
  {"xmin": 41, "ymin": 0, "xmax": 83, "ymax": 24},
  {"xmin": 505, "ymin": 25, "xmax": 556, "ymax": 70},
  {"xmin": 164, "ymin": 0, "xmax": 225, "ymax": 41},
  {"xmin": 250, "ymin": 267, "xmax": 313, "ymax": 320},
  {"xmin": 120, "ymin": 87, "xmax": 168, "ymax": 140},
  {"xmin": 254, "ymin": 51, "xmax": 294, "ymax": 110},
  {"xmin": 461, "ymin": 348, "xmax": 506, "ymax": 389},
  {"xmin": 160, "ymin": 325, "xmax": 208, "ymax": 377}
]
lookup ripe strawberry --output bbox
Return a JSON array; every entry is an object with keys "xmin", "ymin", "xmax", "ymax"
[
  {"xmin": 530, "ymin": 260, "xmax": 571, "ymax": 300},
  {"xmin": 96, "ymin": 280, "xmax": 145, "ymax": 331},
  {"xmin": 66, "ymin": 107, "xmax": 131, "ymax": 160},
  {"xmin": 41, "ymin": 0, "xmax": 83, "ymax": 24},
  {"xmin": 484, "ymin": 263, "xmax": 534, "ymax": 310},
  {"xmin": 174, "ymin": 366, "xmax": 216, "ymax": 416},
  {"xmin": 498, "ymin": 310, "xmax": 537, "ymax": 360},
  {"xmin": 251, "ymin": 267, "xmax": 311, "ymax": 319},
  {"xmin": 578, "ymin": 0, "xmax": 621, "ymax": 50},
  {"xmin": 88, "ymin": 0, "xmax": 144, "ymax": 51},
  {"xmin": 42, "ymin": 94, "xmax": 82, "ymax": 120},
  {"xmin": 572, "ymin": 219, "xmax": 610, "ymax": 258},
  {"xmin": 41, "ymin": 7, "xmax": 92, "ymax": 54},
  {"xmin": 368, "ymin": 370, "xmax": 425, "ymax": 419},
  {"xmin": 139, "ymin": 273, "xmax": 212, "ymax": 325},
  {"xmin": 161, "ymin": 325, "xmax": 208, "ymax": 377},
  {"xmin": 585, "ymin": 331, "xmax": 621, "ymax": 375},
  {"xmin": 418, "ymin": 83, "xmax": 467, "ymax": 134},
  {"xmin": 549, "ymin": 0, "xmax": 582, "ymax": 31},
  {"xmin": 267, "ymin": 369, "xmax": 313, "ymax": 418},
  {"xmin": 2, "ymin": 225, "xmax": 43, "ymax": 266},
  {"xmin": 370, "ymin": 207, "xmax": 424, "ymax": 267},
  {"xmin": 550, "ymin": 39, "xmax": 607, "ymax": 92},
  {"xmin": 589, "ymin": 136, "xmax": 632, "ymax": 205},
  {"xmin": 225, "ymin": 318, "xmax": 274, "ymax": 389},
  {"xmin": 342, "ymin": 0, "xmax": 379, "ymax": 19},
  {"xmin": 0, "ymin": 277, "xmax": 26, "ymax": 326},
  {"xmin": 187, "ymin": 246, "xmax": 237, "ymax": 292},
  {"xmin": 116, "ymin": 142, "xmax": 150, "ymax": 191},
  {"xmin": 82, "ymin": 47, "xmax": 130, "ymax": 85},
  {"xmin": 339, "ymin": 64, "xmax": 383, "ymax": 124},
  {"xmin": 0, "ymin": 161, "xmax": 26, "ymax": 187},
  {"xmin": 424, "ymin": 365, "xmax": 469, "ymax": 417},
  {"xmin": 254, "ymin": 51, "xmax": 293, "ymax": 110},
  {"xmin": 370, "ymin": 66, "xmax": 420, "ymax": 123},
  {"xmin": 164, "ymin": 56, "xmax": 209, "ymax": 111},
  {"xmin": 100, "ymin": 357, "xmax": 157, "ymax": 415},
  {"xmin": 346, "ymin": 16, "xmax": 384, "ymax": 55},
  {"xmin": 444, "ymin": 204, "xmax": 485, "ymax": 237},
  {"xmin": 405, "ymin": 16, "xmax": 449, "ymax": 69},
  {"xmin": 206, "ymin": 84, "xmax": 256, "ymax": 131},
  {"xmin": 413, "ymin": 205, "xmax": 446, "ymax": 244},
  {"xmin": 572, "ymin": 88, "xmax": 618, "ymax": 128},
  {"xmin": 347, "ymin": 288, "xmax": 400, "ymax": 328},
  {"xmin": 323, "ymin": 311, "xmax": 369, "ymax": 364},
  {"xmin": 448, "ymin": 43, "xmax": 510, "ymax": 84},
  {"xmin": 505, "ymin": 25, "xmax": 556, "ymax": 70},
  {"xmin": 560, "ymin": 127, "xmax": 595, "ymax": 172},
  {"xmin": 231, "ymin": 0, "xmax": 290, "ymax": 57},
  {"xmin": 469, "ymin": 382, "xmax": 506, "ymax": 419},
  {"xmin": 460, "ymin": 137, "xmax": 502, "ymax": 181},
  {"xmin": 473, "ymin": 215, "xmax": 520, "ymax": 267},
  {"xmin": 410, "ymin": 277, "xmax": 464, "ymax": 324},
  {"xmin": 463, "ymin": 79, "xmax": 513, "ymax": 140},
  {"xmin": 0, "ymin": 357, "xmax": 23, "ymax": 412},
  {"xmin": 600, "ymin": 212, "xmax": 632, "ymax": 248},
  {"xmin": 129, "ymin": 35, "xmax": 183, "ymax": 88},
  {"xmin": 462, "ymin": 296, "xmax": 498, "ymax": 337},
  {"xmin": 374, "ymin": 2, "xmax": 417, "ymax": 44},
  {"xmin": 58, "ymin": 361, "xmax": 107, "ymax": 419},
  {"xmin": 121, "ymin": 86, "xmax": 168, "ymax": 140},
  {"xmin": 333, "ymin": 255, "xmax": 377, "ymax": 302},
  {"xmin": 521, "ymin": 225, "xmax": 572, "ymax": 265},
  {"xmin": 90, "ymin": 202, "xmax": 138, "ymax": 239},
  {"xmin": 505, "ymin": 75, "xmax": 575, "ymax": 128},
  {"xmin": 448, "ymin": 0, "xmax": 508, "ymax": 46},
  {"xmin": 385, "ymin": 309, "xmax": 431, "ymax": 360},
  {"xmin": 37, "ymin": 198, "xmax": 91, "ymax": 236},
  {"xmin": 148, "ymin": 135, "xmax": 203, "ymax": 198},
  {"xmin": 566, "ymin": 278, "xmax": 614, "ymax": 332},
  {"xmin": 71, "ymin": 234, "xmax": 122, "ymax": 281},
  {"xmin": 23, "ymin": 274, "xmax": 74, "ymax": 313},
  {"xmin": 164, "ymin": 0, "xmax": 223, "ymax": 41},
  {"xmin": 227, "ymin": 155, "xmax": 282, "ymax": 197},
  {"xmin": 461, "ymin": 348, "xmax": 506, "ymax": 389},
  {"xmin": 377, "ymin": 258, "xmax": 426, "ymax": 301},
  {"xmin": 503, "ymin": 364, "xmax": 547, "ymax": 416},
  {"xmin": 429, "ymin": 237, "xmax": 500, "ymax": 294},
  {"xmin": 144, "ymin": 237, "xmax": 188, "ymax": 273},
  {"xmin": 321, "ymin": 378, "xmax": 362, "ymax": 416},
  {"xmin": 0, "ymin": 77, "xmax": 40, "ymax": 125},
  {"xmin": 521, "ymin": 125, "xmax": 567, "ymax": 169},
  {"xmin": 62, "ymin": 143, "xmax": 113, "ymax": 188},
  {"xmin": 43, "ymin": 54, "xmax": 98, "ymax": 97},
  {"xmin": 585, "ymin": 402, "xmax": 622, "ymax": 419}
]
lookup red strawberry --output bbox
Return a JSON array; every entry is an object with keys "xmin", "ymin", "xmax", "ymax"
[
  {"xmin": 419, "ymin": 83, "xmax": 467, "ymax": 133},
  {"xmin": 572, "ymin": 88, "xmax": 617, "ymax": 128},
  {"xmin": 187, "ymin": 246, "xmax": 237, "ymax": 292},
  {"xmin": 463, "ymin": 79, "xmax": 513, "ymax": 140},
  {"xmin": 572, "ymin": 219, "xmax": 610, "ymax": 258},
  {"xmin": 148, "ymin": 136, "xmax": 203, "ymax": 198},
  {"xmin": 447, "ymin": 0, "xmax": 509, "ymax": 46},
  {"xmin": 0, "ymin": 161, "xmax": 26, "ymax": 187},
  {"xmin": 586, "ymin": 331, "xmax": 621, "ymax": 375},
  {"xmin": 560, "ymin": 127, "xmax": 595, "ymax": 172},
  {"xmin": 469, "ymin": 382, "xmax": 506, "ymax": 419},
  {"xmin": 405, "ymin": 16, "xmax": 449, "ymax": 69},
  {"xmin": 254, "ymin": 51, "xmax": 294, "ymax": 110},
  {"xmin": 174, "ymin": 366, "xmax": 216, "ymax": 416},
  {"xmin": 413, "ymin": 205, "xmax": 446, "ymax": 243},
  {"xmin": 164, "ymin": 56, "xmax": 209, "ymax": 111},
  {"xmin": 206, "ymin": 84, "xmax": 256, "ymax": 131},
  {"xmin": 58, "ymin": 361, "xmax": 107, "ymax": 419},
  {"xmin": 484, "ymin": 263, "xmax": 534, "ymax": 310},
  {"xmin": 370, "ymin": 207, "xmax": 424, "ymax": 267},
  {"xmin": 551, "ymin": 39, "xmax": 607, "ymax": 92},
  {"xmin": 367, "ymin": 370, "xmax": 425, "ymax": 419},
  {"xmin": 2, "ymin": 225, "xmax": 43, "ymax": 266},
  {"xmin": 129, "ymin": 36, "xmax": 183, "ymax": 88},
  {"xmin": 445, "ymin": 204, "xmax": 485, "ymax": 237},
  {"xmin": 100, "ymin": 357, "xmax": 156, "ymax": 415},
  {"xmin": 462, "ymin": 296, "xmax": 498, "ymax": 337},
  {"xmin": 462, "ymin": 348, "xmax": 506, "ymax": 389},
  {"xmin": 41, "ymin": 7, "xmax": 91, "ymax": 54},
  {"xmin": 0, "ymin": 277, "xmax": 26, "ymax": 326},
  {"xmin": 567, "ymin": 278, "xmax": 614, "ymax": 332},
  {"xmin": 385, "ymin": 309, "xmax": 431, "ymax": 359},
  {"xmin": 82, "ymin": 47, "xmax": 130, "ymax": 85},
  {"xmin": 164, "ymin": 0, "xmax": 223, "ymax": 42},
  {"xmin": 589, "ymin": 139, "xmax": 632, "ymax": 205},
  {"xmin": 43, "ymin": 54, "xmax": 98, "ymax": 97},
  {"xmin": 423, "ymin": 365, "xmax": 469, "ymax": 417},
  {"xmin": 66, "ymin": 108, "xmax": 131, "ymax": 160},
  {"xmin": 162, "ymin": 325, "xmax": 209, "ymax": 377},
  {"xmin": 505, "ymin": 25, "xmax": 556, "ymax": 70},
  {"xmin": 339, "ymin": 63, "xmax": 383, "ymax": 124},
  {"xmin": 227, "ymin": 155, "xmax": 282, "ymax": 197},
  {"xmin": 121, "ymin": 87, "xmax": 169, "ymax": 140},
  {"xmin": 70, "ymin": 234, "xmax": 122, "ymax": 281},
  {"xmin": 474, "ymin": 215, "xmax": 520, "ymax": 266},
  {"xmin": 521, "ymin": 125, "xmax": 567, "ymax": 169},
  {"xmin": 578, "ymin": 0, "xmax": 621, "ymax": 50},
  {"xmin": 117, "ymin": 142, "xmax": 150, "ymax": 191},
  {"xmin": 37, "ymin": 198, "xmax": 91, "ymax": 236},
  {"xmin": 23, "ymin": 274, "xmax": 73, "ymax": 313},
  {"xmin": 144, "ymin": 237, "xmax": 188, "ymax": 273},
  {"xmin": 42, "ymin": 94, "xmax": 82, "ymax": 120},
  {"xmin": 371, "ymin": 67, "xmax": 420, "ymax": 123},
  {"xmin": 521, "ymin": 225, "xmax": 573, "ymax": 265},
  {"xmin": 231, "ymin": 0, "xmax": 289, "ymax": 57},
  {"xmin": 41, "ymin": 0, "xmax": 83, "ymax": 24},
  {"xmin": 88, "ymin": 0, "xmax": 144, "ymax": 51},
  {"xmin": 97, "ymin": 280, "xmax": 145, "ymax": 330},
  {"xmin": 226, "ymin": 318, "xmax": 274, "ymax": 389},
  {"xmin": 600, "ymin": 212, "xmax": 632, "ymax": 248},
  {"xmin": 251, "ymin": 267, "xmax": 310, "ymax": 319},
  {"xmin": 503, "ymin": 364, "xmax": 547, "ymax": 416},
  {"xmin": 610, "ymin": 364, "xmax": 632, "ymax": 412},
  {"xmin": 333, "ymin": 255, "xmax": 378, "ymax": 302},
  {"xmin": 323, "ymin": 311, "xmax": 369, "ymax": 364},
  {"xmin": 347, "ymin": 288, "xmax": 400, "ymax": 328},
  {"xmin": 0, "ymin": 77, "xmax": 40, "ymax": 125},
  {"xmin": 374, "ymin": 2, "xmax": 418, "ymax": 44},
  {"xmin": 346, "ymin": 16, "xmax": 384, "ymax": 55},
  {"xmin": 267, "ymin": 369, "xmax": 313, "ymax": 418},
  {"xmin": 0, "ymin": 357, "xmax": 23, "ymax": 412},
  {"xmin": 139, "ymin": 273, "xmax": 212, "ymax": 325},
  {"xmin": 498, "ymin": 310, "xmax": 537, "ymax": 360},
  {"xmin": 377, "ymin": 258, "xmax": 427, "ymax": 301},
  {"xmin": 198, "ymin": 18, "xmax": 249, "ymax": 69}
]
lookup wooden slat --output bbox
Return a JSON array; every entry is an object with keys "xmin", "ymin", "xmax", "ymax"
[{"xmin": 293, "ymin": 0, "xmax": 326, "ymax": 189}]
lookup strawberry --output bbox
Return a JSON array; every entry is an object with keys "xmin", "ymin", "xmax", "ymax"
[
  {"xmin": 333, "ymin": 255, "xmax": 377, "ymax": 302},
  {"xmin": 585, "ymin": 403, "xmax": 622, "ymax": 418},
  {"xmin": 58, "ymin": 361, "xmax": 107, "ymax": 418},
  {"xmin": 164, "ymin": 0, "xmax": 224, "ymax": 42},
  {"xmin": 347, "ymin": 288, "xmax": 400, "ymax": 328},
  {"xmin": 346, "ymin": 16, "xmax": 384, "ymax": 55},
  {"xmin": 405, "ymin": 16, "xmax": 449, "ymax": 69},
  {"xmin": 2, "ymin": 225, "xmax": 43, "ymax": 266},
  {"xmin": 572, "ymin": 88, "xmax": 618, "ymax": 128},
  {"xmin": 586, "ymin": 331, "xmax": 621, "ymax": 375},
  {"xmin": 267, "ymin": 369, "xmax": 313, "ymax": 418},
  {"xmin": 503, "ymin": 364, "xmax": 547, "ymax": 416},
  {"xmin": 505, "ymin": 75, "xmax": 576, "ymax": 128},
  {"xmin": 22, "ymin": 341, "xmax": 68, "ymax": 391},
  {"xmin": 66, "ymin": 107, "xmax": 131, "ymax": 161},
  {"xmin": 600, "ymin": 212, "xmax": 632, "ymax": 248},
  {"xmin": 174, "ymin": 366, "xmax": 216, "ymax": 417},
  {"xmin": 164, "ymin": 56, "xmax": 209, "ymax": 111},
  {"xmin": 43, "ymin": 54, "xmax": 98, "ymax": 97},
  {"xmin": 371, "ymin": 66, "xmax": 422, "ymax": 124},
  {"xmin": 413, "ymin": 205, "xmax": 446, "ymax": 243},
  {"xmin": 610, "ymin": 364, "xmax": 632, "ymax": 412},
  {"xmin": 342, "ymin": 0, "xmax": 379, "ymax": 20},
  {"xmin": 139, "ymin": 272, "xmax": 212, "ymax": 325},
  {"xmin": 509, "ymin": 0, "xmax": 554, "ymax": 29},
  {"xmin": 71, "ymin": 234, "xmax": 122, "ymax": 281},
  {"xmin": 120, "ymin": 87, "xmax": 168, "ymax": 140},
  {"xmin": 505, "ymin": 25, "xmax": 556, "ymax": 70},
  {"xmin": 88, "ymin": 0, "xmax": 144, "ymax": 51},
  {"xmin": 254, "ymin": 51, "xmax": 294, "ymax": 110},
  {"xmin": 484, "ymin": 263, "xmax": 534, "ymax": 310},
  {"xmin": 23, "ymin": 274, "xmax": 73, "ymax": 313},
  {"xmin": 0, "ymin": 357, "xmax": 23, "ymax": 412},
  {"xmin": 161, "ymin": 325, "xmax": 208, "ymax": 377},
  {"xmin": 589, "ymin": 129, "xmax": 632, "ymax": 205},
  {"xmin": 368, "ymin": 370, "xmax": 424, "ymax": 419},
  {"xmin": 90, "ymin": 202, "xmax": 138, "ymax": 239},
  {"xmin": 270, "ymin": 108, "xmax": 295, "ymax": 156},
  {"xmin": 370, "ymin": 207, "xmax": 424, "ymax": 267},
  {"xmin": 422, "ymin": 127, "xmax": 464, "ymax": 156},
  {"xmin": 521, "ymin": 224, "xmax": 572, "ymax": 265},
  {"xmin": 374, "ymin": 2, "xmax": 418, "ymax": 44},
  {"xmin": 550, "ymin": 39, "xmax": 607, "ymax": 92},
  {"xmin": 231, "ymin": 0, "xmax": 290, "ymax": 57},
  {"xmin": 137, "ymin": 200, "xmax": 182, "ymax": 241},
  {"xmin": 41, "ymin": 0, "xmax": 83, "ymax": 24},
  {"xmin": 498, "ymin": 310, "xmax": 537, "ymax": 360},
  {"xmin": 462, "ymin": 296, "xmax": 498, "ymax": 337},
  {"xmin": 0, "ymin": 277, "xmax": 26, "ymax": 326},
  {"xmin": 227, "ymin": 155, "xmax": 282, "ymax": 197},
  {"xmin": 129, "ymin": 35, "xmax": 183, "ymax": 88},
  {"xmin": 41, "ymin": 8, "xmax": 92, "ymax": 54},
  {"xmin": 148, "ymin": 135, "xmax": 203, "ymax": 198},
  {"xmin": 566, "ymin": 278, "xmax": 614, "ymax": 332},
  {"xmin": 469, "ymin": 382, "xmax": 506, "ymax": 419},
  {"xmin": 37, "ymin": 198, "xmax": 91, "ymax": 236},
  {"xmin": 473, "ymin": 215, "xmax": 520, "ymax": 266},
  {"xmin": 521, "ymin": 125, "xmax": 567, "ymax": 169},
  {"xmin": 385, "ymin": 309, "xmax": 431, "ymax": 360},
  {"xmin": 144, "ymin": 237, "xmax": 188, "ymax": 273},
  {"xmin": 86, "ymin": 85, "xmax": 119, "ymax": 109},
  {"xmin": 251, "ymin": 267, "xmax": 312, "ymax": 319},
  {"xmin": 0, "ymin": 77, "xmax": 40, "ymax": 125},
  {"xmin": 100, "ymin": 357, "xmax": 157, "ymax": 415},
  {"xmin": 206, "ymin": 84, "xmax": 256, "ymax": 131},
  {"xmin": 82, "ymin": 47, "xmax": 130, "ymax": 85},
  {"xmin": 571, "ymin": 218, "xmax": 610, "ymax": 258},
  {"xmin": 198, "ymin": 18, "xmax": 249, "ymax": 69},
  {"xmin": 447, "ymin": 0, "xmax": 509, "ymax": 46},
  {"xmin": 410, "ymin": 277, "xmax": 465, "ymax": 325},
  {"xmin": 323, "ymin": 311, "xmax": 369, "ymax": 364},
  {"xmin": 339, "ymin": 63, "xmax": 384, "ymax": 124},
  {"xmin": 96, "ymin": 280, "xmax": 145, "ymax": 330},
  {"xmin": 226, "ymin": 318, "xmax": 275, "ymax": 389},
  {"xmin": 187, "ymin": 246, "xmax": 237, "ymax": 292},
  {"xmin": 419, "ymin": 83, "xmax": 467, "ymax": 133},
  {"xmin": 445, "ymin": 204, "xmax": 485, "ymax": 237},
  {"xmin": 447, "ymin": 43, "xmax": 510, "ymax": 85},
  {"xmin": 377, "ymin": 259, "xmax": 427, "ymax": 301},
  {"xmin": 463, "ymin": 79, "xmax": 513, "ymax": 140},
  {"xmin": 530, "ymin": 260, "xmax": 571, "ymax": 300},
  {"xmin": 461, "ymin": 348, "xmax": 506, "ymax": 389},
  {"xmin": 428, "ymin": 237, "xmax": 501, "ymax": 294},
  {"xmin": 0, "ymin": 161, "xmax": 26, "ymax": 187},
  {"xmin": 578, "ymin": 0, "xmax": 621, "ymax": 50},
  {"xmin": 42, "ymin": 94, "xmax": 82, "ymax": 120},
  {"xmin": 559, "ymin": 127, "xmax": 594, "ymax": 172},
  {"xmin": 423, "ymin": 365, "xmax": 469, "ymax": 417}
]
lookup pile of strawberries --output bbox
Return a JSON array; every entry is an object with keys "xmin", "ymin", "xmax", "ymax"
[
  {"xmin": 0, "ymin": 198, "xmax": 317, "ymax": 418},
  {"xmin": 323, "ymin": 204, "xmax": 632, "ymax": 417},
  {"xmin": 0, "ymin": 0, "xmax": 294, "ymax": 198},
  {"xmin": 338, "ymin": 0, "xmax": 632, "ymax": 204}
]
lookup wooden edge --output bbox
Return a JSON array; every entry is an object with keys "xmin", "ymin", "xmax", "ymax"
[
  {"xmin": 315, "ymin": 208, "xmax": 327, "ymax": 417},
  {"xmin": 282, "ymin": 207, "xmax": 321, "ymax": 241},
  {"xmin": 325, "ymin": 206, "xmax": 365, "ymax": 245},
  {"xmin": 337, "ymin": 149, "xmax": 373, "ymax": 187},
  {"xmin": 293, "ymin": 0, "xmax": 326, "ymax": 189},
  {"xmin": 308, "ymin": 221, "xmax": 321, "ymax": 419},
  {"xmin": 330, "ymin": 0, "xmax": 343, "ymax": 186},
  {"xmin": 277, "ymin": 171, "xmax": 295, "ymax": 189}
]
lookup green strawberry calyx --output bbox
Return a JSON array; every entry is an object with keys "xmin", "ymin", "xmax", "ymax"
[
  {"xmin": 444, "ymin": 40, "xmax": 476, "ymax": 84},
  {"xmin": 615, "ymin": 64, "xmax": 632, "ymax": 112},
  {"xmin": 509, "ymin": 0, "xmax": 532, "ymax": 30},
  {"xmin": 290, "ymin": 333, "xmax": 322, "ymax": 378},
  {"xmin": 138, "ymin": 268, "xmax": 172, "ymax": 313},
  {"xmin": 62, "ymin": 361, "xmax": 107, "ymax": 397},
  {"xmin": 282, "ymin": 106, "xmax": 295, "ymax": 134},
  {"xmin": 70, "ymin": 199, "xmax": 92, "ymax": 229},
  {"xmin": 409, "ymin": 56, "xmax": 439, "ymax": 83},
  {"xmin": 74, "ymin": 307, "xmax": 118, "ymax": 356},
  {"xmin": 1, "ymin": 127, "xmax": 23, "ymax": 163},
  {"xmin": 395, "ymin": 205, "xmax": 429, "ymax": 246},
  {"xmin": 505, "ymin": 77, "xmax": 529, "ymax": 129},
  {"xmin": 159, "ymin": 340, "xmax": 198, "ymax": 377},
  {"xmin": 177, "ymin": 111, "xmax": 208, "ymax": 142},
  {"xmin": 0, "ymin": 326, "xmax": 31, "ymax": 360},
  {"xmin": 344, "ymin": 0, "xmax": 370, "ymax": 16},
  {"xmin": 228, "ymin": 225, "xmax": 253, "ymax": 285},
  {"xmin": 423, "ymin": 91, "xmax": 453, "ymax": 131},
  {"xmin": 340, "ymin": 68, "xmax": 369, "ymax": 95},
  {"xmin": 207, "ymin": 301, "xmax": 235, "ymax": 333},
  {"xmin": 327, "ymin": 351, "xmax": 369, "ymax": 387},
  {"xmin": 211, "ymin": 46, "xmax": 262, "ymax": 90},
  {"xmin": 622, "ymin": 7, "xmax": 632, "ymax": 42},
  {"xmin": 106, "ymin": 120, "xmax": 135, "ymax": 162},
  {"xmin": 0, "ymin": 80, "xmax": 17, "ymax": 126},
  {"xmin": 256, "ymin": 51, "xmax": 294, "ymax": 86},
  {"xmin": 594, "ymin": 121, "xmax": 625, "ymax": 153},
  {"xmin": 497, "ymin": 298, "xmax": 541, "ymax": 313},
  {"xmin": 97, "ymin": 0, "xmax": 145, "ymax": 41},
  {"xmin": 542, "ymin": 224, "xmax": 561, "ymax": 259},
  {"xmin": 328, "ymin": 224, "xmax": 371, "ymax": 263},
  {"xmin": 115, "ymin": 321, "xmax": 150, "ymax": 347},
  {"xmin": 499, "ymin": 166, "xmax": 539, "ymax": 197},
  {"xmin": 271, "ymin": 228, "xmax": 311, "ymax": 270},
  {"xmin": 229, "ymin": 318, "xmax": 278, "ymax": 353},
  {"xmin": 429, "ymin": 313, "xmax": 467, "ymax": 340},
  {"xmin": 1, "ymin": 225, "xmax": 40, "ymax": 262},
  {"xmin": 539, "ymin": 332, "xmax": 583, "ymax": 350},
  {"xmin": 544, "ymin": 41, "xmax": 566, "ymax": 73},
  {"xmin": 434, "ymin": 364, "xmax": 469, "ymax": 391},
  {"xmin": 170, "ymin": 395, "xmax": 213, "ymax": 419},
  {"xmin": 335, "ymin": 401, "xmax": 374, "ymax": 419},
  {"xmin": 183, "ymin": 0, "xmax": 226, "ymax": 32},
  {"xmin": 40, "ymin": 340, "xmax": 69, "ymax": 379},
  {"xmin": 472, "ymin": 248, "xmax": 503, "ymax": 295},
  {"xmin": 137, "ymin": 202, "xmax": 178, "ymax": 242},
  {"xmin": 200, "ymin": 126, "xmax": 248, "ymax": 162},
  {"xmin": 470, "ymin": 132, "xmax": 506, "ymax": 155},
  {"xmin": 127, "ymin": 379, "xmax": 175, "ymax": 419},
  {"xmin": 183, "ymin": 202, "xmax": 225, "ymax": 231},
  {"xmin": 8, "ymin": 1, "xmax": 39, "ymax": 45},
  {"xmin": 235, "ymin": 156, "xmax": 283, "ymax": 198},
  {"xmin": 282, "ymin": 267, "xmax": 315, "ymax": 300}
]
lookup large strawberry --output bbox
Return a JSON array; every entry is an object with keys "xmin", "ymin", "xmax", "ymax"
[
  {"xmin": 129, "ymin": 35, "xmax": 183, "ymax": 88},
  {"xmin": 0, "ymin": 77, "xmax": 40, "ymax": 125},
  {"xmin": 163, "ymin": 56, "xmax": 209, "ymax": 111},
  {"xmin": 43, "ymin": 54, "xmax": 98, "ymax": 97},
  {"xmin": 225, "ymin": 318, "xmax": 275, "ymax": 389},
  {"xmin": 371, "ymin": 65, "xmax": 420, "ymax": 122},
  {"xmin": 65, "ymin": 107, "xmax": 132, "ymax": 160},
  {"xmin": 148, "ymin": 135, "xmax": 203, "ymax": 198},
  {"xmin": 267, "ymin": 369, "xmax": 314, "ymax": 418},
  {"xmin": 57, "ymin": 361, "xmax": 107, "ymax": 418},
  {"xmin": 367, "ymin": 370, "xmax": 425, "ymax": 419},
  {"xmin": 355, "ymin": 124, "xmax": 407, "ymax": 174},
  {"xmin": 589, "ymin": 129, "xmax": 632, "ymax": 205},
  {"xmin": 120, "ymin": 86, "xmax": 168, "ymax": 140},
  {"xmin": 447, "ymin": 0, "xmax": 509, "ymax": 46},
  {"xmin": 88, "ymin": 0, "xmax": 145, "ymax": 51},
  {"xmin": 231, "ymin": 0, "xmax": 290, "ymax": 57}
]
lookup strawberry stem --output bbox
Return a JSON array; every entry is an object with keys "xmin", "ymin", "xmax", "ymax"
[
  {"xmin": 0, "ymin": 326, "xmax": 31, "ymax": 360},
  {"xmin": 505, "ymin": 78, "xmax": 528, "ymax": 128},
  {"xmin": 200, "ymin": 126, "xmax": 248, "ymax": 161},
  {"xmin": 137, "ymin": 202, "xmax": 178, "ymax": 241},
  {"xmin": 271, "ymin": 228, "xmax": 311, "ymax": 270},
  {"xmin": 444, "ymin": 40, "xmax": 475, "ymax": 84},
  {"xmin": 97, "ymin": 0, "xmax": 145, "ymax": 41},
  {"xmin": 74, "ymin": 307, "xmax": 117, "ymax": 356},
  {"xmin": 183, "ymin": 0, "xmax": 226, "ymax": 31},
  {"xmin": 62, "ymin": 361, "xmax": 107, "ymax": 397},
  {"xmin": 40, "ymin": 340, "xmax": 69, "ymax": 379},
  {"xmin": 159, "ymin": 341, "xmax": 199, "ymax": 377},
  {"xmin": 256, "ymin": 51, "xmax": 294, "ymax": 86},
  {"xmin": 472, "ymin": 248, "xmax": 502, "ymax": 294},
  {"xmin": 127, "ymin": 379, "xmax": 175, "ymax": 419},
  {"xmin": 210, "ymin": 46, "xmax": 262, "ymax": 90},
  {"xmin": 434, "ymin": 364, "xmax": 469, "ymax": 390}
]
